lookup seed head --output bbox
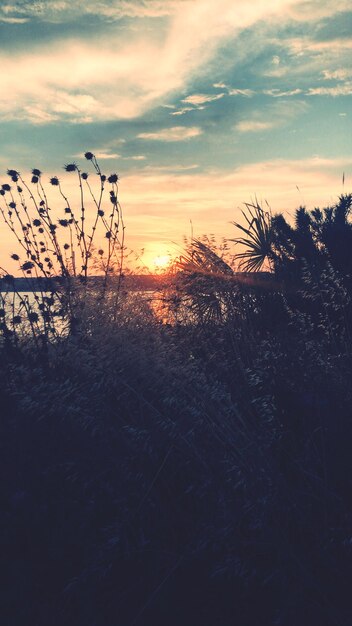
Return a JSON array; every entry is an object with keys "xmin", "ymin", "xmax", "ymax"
[
  {"xmin": 28, "ymin": 312, "xmax": 39, "ymax": 323},
  {"xmin": 64, "ymin": 163, "xmax": 77, "ymax": 172},
  {"xmin": 7, "ymin": 169, "xmax": 19, "ymax": 178},
  {"xmin": 21, "ymin": 261, "xmax": 34, "ymax": 271}
]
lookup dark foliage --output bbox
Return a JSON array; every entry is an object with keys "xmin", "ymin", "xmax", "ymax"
[{"xmin": 1, "ymin": 194, "xmax": 352, "ymax": 625}]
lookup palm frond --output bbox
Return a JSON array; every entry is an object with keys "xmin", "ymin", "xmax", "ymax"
[{"xmin": 230, "ymin": 202, "xmax": 273, "ymax": 272}]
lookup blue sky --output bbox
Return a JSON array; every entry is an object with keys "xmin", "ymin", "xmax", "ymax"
[{"xmin": 0, "ymin": 0, "xmax": 351, "ymax": 267}]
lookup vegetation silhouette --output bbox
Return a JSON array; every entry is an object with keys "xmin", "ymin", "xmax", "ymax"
[{"xmin": 1, "ymin": 160, "xmax": 352, "ymax": 626}]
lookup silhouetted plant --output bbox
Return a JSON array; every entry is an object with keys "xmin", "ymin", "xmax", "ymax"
[{"xmin": 0, "ymin": 152, "xmax": 124, "ymax": 343}]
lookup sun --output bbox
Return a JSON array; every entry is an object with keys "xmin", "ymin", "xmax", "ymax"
[{"xmin": 152, "ymin": 254, "xmax": 172, "ymax": 272}]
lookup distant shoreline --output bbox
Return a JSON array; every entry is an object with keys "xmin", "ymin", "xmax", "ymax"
[
  {"xmin": 0, "ymin": 274, "xmax": 167, "ymax": 292},
  {"xmin": 0, "ymin": 272, "xmax": 273, "ymax": 292}
]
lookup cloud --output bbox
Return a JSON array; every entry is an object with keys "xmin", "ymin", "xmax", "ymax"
[
  {"xmin": 182, "ymin": 93, "xmax": 225, "ymax": 105},
  {"xmin": 228, "ymin": 88, "xmax": 256, "ymax": 97},
  {"xmin": 213, "ymin": 83, "xmax": 255, "ymax": 97},
  {"xmin": 94, "ymin": 152, "xmax": 121, "ymax": 159},
  {"xmin": 137, "ymin": 126, "xmax": 202, "ymax": 141},
  {"xmin": 0, "ymin": 0, "xmax": 185, "ymax": 22},
  {"xmin": 307, "ymin": 83, "xmax": 352, "ymax": 96},
  {"xmin": 0, "ymin": 0, "xmax": 319, "ymax": 124},
  {"xmin": 235, "ymin": 100, "xmax": 308, "ymax": 132},
  {"xmin": 236, "ymin": 120, "xmax": 275, "ymax": 132},
  {"xmin": 322, "ymin": 69, "xmax": 351, "ymax": 80},
  {"xmin": 171, "ymin": 107, "xmax": 196, "ymax": 116},
  {"xmin": 264, "ymin": 88, "xmax": 303, "ymax": 97},
  {"xmin": 1, "ymin": 0, "xmax": 349, "ymax": 24},
  {"xmin": 140, "ymin": 163, "xmax": 199, "ymax": 172},
  {"xmin": 0, "ymin": 16, "xmax": 29, "ymax": 23}
]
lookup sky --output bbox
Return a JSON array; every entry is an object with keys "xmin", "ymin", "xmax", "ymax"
[{"xmin": 0, "ymin": 0, "xmax": 351, "ymax": 270}]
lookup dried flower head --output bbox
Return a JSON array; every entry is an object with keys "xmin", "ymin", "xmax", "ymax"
[
  {"xmin": 28, "ymin": 312, "xmax": 39, "ymax": 323},
  {"xmin": 21, "ymin": 261, "xmax": 34, "ymax": 271},
  {"xmin": 108, "ymin": 174, "xmax": 118, "ymax": 184},
  {"xmin": 7, "ymin": 169, "xmax": 19, "ymax": 180},
  {"xmin": 50, "ymin": 177, "xmax": 59, "ymax": 186},
  {"xmin": 64, "ymin": 163, "xmax": 77, "ymax": 172},
  {"xmin": 84, "ymin": 152, "xmax": 94, "ymax": 160}
]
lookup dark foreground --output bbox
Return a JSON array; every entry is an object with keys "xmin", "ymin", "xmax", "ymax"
[{"xmin": 1, "ymin": 277, "xmax": 352, "ymax": 626}]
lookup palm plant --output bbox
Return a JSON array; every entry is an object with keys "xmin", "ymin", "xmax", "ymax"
[{"xmin": 230, "ymin": 201, "xmax": 273, "ymax": 272}]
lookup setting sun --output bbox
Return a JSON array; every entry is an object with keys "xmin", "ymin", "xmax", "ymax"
[{"xmin": 152, "ymin": 254, "xmax": 172, "ymax": 271}]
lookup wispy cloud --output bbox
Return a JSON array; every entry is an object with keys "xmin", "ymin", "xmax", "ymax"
[
  {"xmin": 228, "ymin": 88, "xmax": 256, "ymax": 97},
  {"xmin": 0, "ymin": 16, "xmax": 29, "ymax": 23},
  {"xmin": 213, "ymin": 83, "xmax": 255, "ymax": 97},
  {"xmin": 264, "ymin": 88, "xmax": 303, "ymax": 97},
  {"xmin": 93, "ymin": 152, "xmax": 121, "ymax": 160},
  {"xmin": 235, "ymin": 100, "xmax": 308, "ymax": 133},
  {"xmin": 137, "ymin": 126, "xmax": 202, "ymax": 141},
  {"xmin": 182, "ymin": 93, "xmax": 225, "ymax": 105},
  {"xmin": 236, "ymin": 120, "xmax": 275, "ymax": 132},
  {"xmin": 0, "ymin": 0, "xmax": 186, "ymax": 22},
  {"xmin": 0, "ymin": 0, "xmax": 320, "ymax": 124},
  {"xmin": 307, "ymin": 83, "xmax": 352, "ymax": 96},
  {"xmin": 171, "ymin": 107, "xmax": 196, "ymax": 116}
]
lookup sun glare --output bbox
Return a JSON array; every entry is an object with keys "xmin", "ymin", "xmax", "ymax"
[{"xmin": 152, "ymin": 254, "xmax": 172, "ymax": 272}]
